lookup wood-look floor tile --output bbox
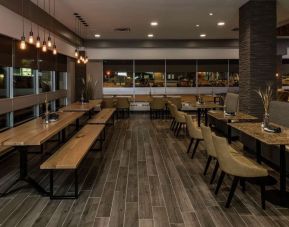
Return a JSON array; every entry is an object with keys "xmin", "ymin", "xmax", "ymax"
[
  {"xmin": 78, "ymin": 197, "xmax": 100, "ymax": 227},
  {"xmin": 152, "ymin": 206, "xmax": 170, "ymax": 227},
  {"xmin": 123, "ymin": 202, "xmax": 138, "ymax": 227}
]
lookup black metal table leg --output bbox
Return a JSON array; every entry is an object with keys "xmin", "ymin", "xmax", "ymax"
[
  {"xmin": 265, "ymin": 145, "xmax": 289, "ymax": 207},
  {"xmin": 61, "ymin": 129, "xmax": 66, "ymax": 143},
  {"xmin": 0, "ymin": 147, "xmax": 48, "ymax": 197},
  {"xmin": 197, "ymin": 108, "xmax": 201, "ymax": 127},
  {"xmin": 227, "ymin": 119, "xmax": 232, "ymax": 144},
  {"xmin": 76, "ymin": 118, "xmax": 80, "ymax": 130},
  {"xmin": 255, "ymin": 140, "xmax": 261, "ymax": 164}
]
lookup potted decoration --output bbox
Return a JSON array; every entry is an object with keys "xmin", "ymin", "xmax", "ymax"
[
  {"xmin": 256, "ymin": 83, "xmax": 273, "ymax": 128},
  {"xmin": 81, "ymin": 74, "xmax": 98, "ymax": 103}
]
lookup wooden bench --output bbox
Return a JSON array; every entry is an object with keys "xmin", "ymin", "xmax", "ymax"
[
  {"xmin": 40, "ymin": 124, "xmax": 105, "ymax": 199},
  {"xmin": 87, "ymin": 108, "xmax": 116, "ymax": 125}
]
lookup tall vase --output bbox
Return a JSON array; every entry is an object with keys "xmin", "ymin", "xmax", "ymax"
[{"xmin": 263, "ymin": 112, "xmax": 270, "ymax": 128}]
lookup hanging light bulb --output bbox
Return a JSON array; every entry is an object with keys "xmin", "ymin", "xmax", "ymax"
[
  {"xmin": 77, "ymin": 58, "xmax": 81, "ymax": 64},
  {"xmin": 36, "ymin": 36, "xmax": 41, "ymax": 48},
  {"xmin": 20, "ymin": 0, "xmax": 26, "ymax": 50},
  {"xmin": 42, "ymin": 41, "xmax": 47, "ymax": 52},
  {"xmin": 20, "ymin": 35, "xmax": 26, "ymax": 50},
  {"xmin": 47, "ymin": 36, "xmax": 52, "ymax": 47},
  {"xmin": 53, "ymin": 44, "xmax": 57, "ymax": 55},
  {"xmin": 29, "ymin": 31, "xmax": 34, "ymax": 44},
  {"xmin": 75, "ymin": 49, "xmax": 79, "ymax": 57}
]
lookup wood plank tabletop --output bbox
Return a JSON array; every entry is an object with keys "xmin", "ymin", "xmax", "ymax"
[
  {"xmin": 0, "ymin": 112, "xmax": 84, "ymax": 146},
  {"xmin": 59, "ymin": 100, "xmax": 102, "ymax": 112},
  {"xmin": 191, "ymin": 103, "xmax": 223, "ymax": 109},
  {"xmin": 40, "ymin": 124, "xmax": 105, "ymax": 169},
  {"xmin": 88, "ymin": 108, "xmax": 116, "ymax": 124},
  {"xmin": 228, "ymin": 122, "xmax": 289, "ymax": 145},
  {"xmin": 208, "ymin": 110, "xmax": 257, "ymax": 121}
]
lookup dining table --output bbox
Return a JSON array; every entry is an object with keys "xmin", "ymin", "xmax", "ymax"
[
  {"xmin": 208, "ymin": 110, "xmax": 258, "ymax": 143},
  {"xmin": 0, "ymin": 111, "xmax": 84, "ymax": 197},
  {"xmin": 229, "ymin": 122, "xmax": 289, "ymax": 208}
]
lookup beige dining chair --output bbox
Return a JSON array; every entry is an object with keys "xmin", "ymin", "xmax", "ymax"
[
  {"xmin": 185, "ymin": 114, "xmax": 203, "ymax": 158},
  {"xmin": 167, "ymin": 101, "xmax": 176, "ymax": 130},
  {"xmin": 170, "ymin": 104, "xmax": 186, "ymax": 136},
  {"xmin": 102, "ymin": 98, "xmax": 115, "ymax": 108},
  {"xmin": 168, "ymin": 96, "xmax": 182, "ymax": 110},
  {"xmin": 212, "ymin": 134, "xmax": 270, "ymax": 209},
  {"xmin": 116, "ymin": 97, "xmax": 130, "ymax": 118},
  {"xmin": 150, "ymin": 97, "xmax": 166, "ymax": 119}
]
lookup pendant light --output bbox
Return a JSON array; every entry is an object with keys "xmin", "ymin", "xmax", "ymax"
[
  {"xmin": 20, "ymin": 0, "xmax": 26, "ymax": 50},
  {"xmin": 47, "ymin": 0, "xmax": 52, "ymax": 48},
  {"xmin": 42, "ymin": 0, "xmax": 47, "ymax": 52},
  {"xmin": 74, "ymin": 17, "xmax": 79, "ymax": 57},
  {"xmin": 35, "ymin": 0, "xmax": 41, "ymax": 48},
  {"xmin": 52, "ymin": 0, "xmax": 57, "ymax": 55},
  {"xmin": 28, "ymin": 2, "xmax": 34, "ymax": 44}
]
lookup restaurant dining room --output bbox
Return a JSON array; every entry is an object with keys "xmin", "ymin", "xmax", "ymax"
[{"xmin": 1, "ymin": 0, "xmax": 289, "ymax": 226}]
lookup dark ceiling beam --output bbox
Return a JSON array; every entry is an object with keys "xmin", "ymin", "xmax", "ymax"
[
  {"xmin": 0, "ymin": 0, "xmax": 82, "ymax": 46},
  {"xmin": 84, "ymin": 39, "xmax": 239, "ymax": 48}
]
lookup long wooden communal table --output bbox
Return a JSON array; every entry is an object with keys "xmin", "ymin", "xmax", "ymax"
[
  {"xmin": 190, "ymin": 103, "xmax": 223, "ymax": 127},
  {"xmin": 0, "ymin": 111, "xmax": 84, "ymax": 197},
  {"xmin": 229, "ymin": 122, "xmax": 289, "ymax": 208},
  {"xmin": 59, "ymin": 100, "xmax": 102, "ymax": 118},
  {"xmin": 87, "ymin": 108, "xmax": 116, "ymax": 125},
  {"xmin": 208, "ymin": 110, "xmax": 257, "ymax": 143}
]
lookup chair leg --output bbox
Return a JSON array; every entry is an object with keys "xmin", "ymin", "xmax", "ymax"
[
  {"xmin": 191, "ymin": 139, "xmax": 200, "ymax": 159},
  {"xmin": 174, "ymin": 123, "xmax": 179, "ymax": 136},
  {"xmin": 215, "ymin": 171, "xmax": 225, "ymax": 195},
  {"xmin": 204, "ymin": 156, "xmax": 212, "ymax": 176},
  {"xmin": 187, "ymin": 138, "xmax": 194, "ymax": 153},
  {"xmin": 176, "ymin": 123, "xmax": 182, "ymax": 136},
  {"xmin": 170, "ymin": 119, "xmax": 175, "ymax": 130},
  {"xmin": 225, "ymin": 176, "xmax": 240, "ymax": 208},
  {"xmin": 210, "ymin": 161, "xmax": 219, "ymax": 184},
  {"xmin": 261, "ymin": 184, "xmax": 266, "ymax": 209}
]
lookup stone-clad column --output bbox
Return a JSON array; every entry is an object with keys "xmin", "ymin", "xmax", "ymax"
[{"xmin": 239, "ymin": 0, "xmax": 277, "ymax": 118}]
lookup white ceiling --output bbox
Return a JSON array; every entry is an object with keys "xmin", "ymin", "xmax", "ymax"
[{"xmin": 32, "ymin": 0, "xmax": 289, "ymax": 40}]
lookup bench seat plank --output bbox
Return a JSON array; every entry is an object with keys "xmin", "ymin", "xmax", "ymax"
[
  {"xmin": 88, "ymin": 108, "xmax": 116, "ymax": 124},
  {"xmin": 40, "ymin": 124, "xmax": 104, "ymax": 170},
  {"xmin": 0, "ymin": 146, "xmax": 13, "ymax": 157}
]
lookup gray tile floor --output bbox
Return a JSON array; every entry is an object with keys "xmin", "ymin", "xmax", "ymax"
[{"xmin": 0, "ymin": 114, "xmax": 289, "ymax": 227}]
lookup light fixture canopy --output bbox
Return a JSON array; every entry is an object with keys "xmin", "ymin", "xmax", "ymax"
[
  {"xmin": 196, "ymin": 24, "xmax": 200, "ymax": 27},
  {"xmin": 20, "ymin": 36, "xmax": 26, "ymax": 50},
  {"xmin": 42, "ymin": 41, "xmax": 47, "ymax": 52},
  {"xmin": 150, "ymin": 21, "xmax": 158, "ymax": 26},
  {"xmin": 209, "ymin": 12, "xmax": 213, "ymax": 16}
]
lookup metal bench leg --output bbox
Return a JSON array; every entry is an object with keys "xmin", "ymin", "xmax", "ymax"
[
  {"xmin": 50, "ymin": 170, "xmax": 54, "ymax": 199},
  {"xmin": 75, "ymin": 170, "xmax": 78, "ymax": 199}
]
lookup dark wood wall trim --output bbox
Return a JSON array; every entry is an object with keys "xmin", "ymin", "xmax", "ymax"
[{"xmin": 0, "ymin": 0, "xmax": 82, "ymax": 46}]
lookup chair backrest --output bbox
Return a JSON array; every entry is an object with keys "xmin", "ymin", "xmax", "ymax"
[
  {"xmin": 102, "ymin": 98, "xmax": 115, "ymax": 108},
  {"xmin": 224, "ymin": 93, "xmax": 239, "ymax": 113},
  {"xmin": 269, "ymin": 101, "xmax": 289, "ymax": 128},
  {"xmin": 168, "ymin": 97, "xmax": 182, "ymax": 110},
  {"xmin": 212, "ymin": 134, "xmax": 236, "ymax": 174},
  {"xmin": 185, "ymin": 114, "xmax": 200, "ymax": 138},
  {"xmin": 150, "ymin": 97, "xmax": 165, "ymax": 110},
  {"xmin": 200, "ymin": 125, "xmax": 216, "ymax": 158},
  {"xmin": 116, "ymin": 97, "xmax": 130, "ymax": 109}
]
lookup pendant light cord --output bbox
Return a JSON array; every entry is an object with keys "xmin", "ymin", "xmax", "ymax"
[
  {"xmin": 43, "ymin": 0, "xmax": 46, "ymax": 40},
  {"xmin": 37, "ymin": 0, "xmax": 39, "ymax": 36},
  {"xmin": 22, "ymin": 0, "xmax": 24, "ymax": 36}
]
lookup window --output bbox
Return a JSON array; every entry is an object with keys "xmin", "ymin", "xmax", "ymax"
[
  {"xmin": 281, "ymin": 59, "xmax": 289, "ymax": 87},
  {"xmin": 103, "ymin": 60, "xmax": 133, "ymax": 87},
  {"xmin": 55, "ymin": 72, "xmax": 67, "ymax": 90},
  {"xmin": 166, "ymin": 60, "xmax": 196, "ymax": 87},
  {"xmin": 0, "ymin": 67, "xmax": 8, "ymax": 98},
  {"xmin": 229, "ymin": 60, "xmax": 239, "ymax": 87},
  {"xmin": 0, "ymin": 113, "xmax": 9, "ymax": 131},
  {"xmin": 39, "ymin": 71, "xmax": 53, "ymax": 92},
  {"xmin": 135, "ymin": 60, "xmax": 165, "ymax": 87},
  {"xmin": 14, "ymin": 106, "xmax": 35, "ymax": 125},
  {"xmin": 39, "ymin": 102, "xmax": 53, "ymax": 115},
  {"xmin": 13, "ymin": 68, "xmax": 35, "ymax": 96},
  {"xmin": 197, "ymin": 60, "xmax": 228, "ymax": 87},
  {"xmin": 55, "ymin": 98, "xmax": 66, "ymax": 110}
]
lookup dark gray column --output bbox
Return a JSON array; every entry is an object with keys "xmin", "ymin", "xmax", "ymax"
[{"xmin": 239, "ymin": 0, "xmax": 277, "ymax": 118}]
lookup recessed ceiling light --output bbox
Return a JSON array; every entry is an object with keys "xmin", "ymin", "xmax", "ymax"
[
  {"xmin": 200, "ymin": 34, "xmax": 206, "ymax": 38},
  {"xmin": 94, "ymin": 34, "xmax": 101, "ymax": 38},
  {"xmin": 150, "ymin": 21, "xmax": 158, "ymax": 26},
  {"xmin": 217, "ymin": 22, "xmax": 225, "ymax": 26},
  {"xmin": 209, "ymin": 12, "xmax": 213, "ymax": 16},
  {"xmin": 196, "ymin": 24, "xmax": 200, "ymax": 27},
  {"xmin": 148, "ymin": 34, "xmax": 154, "ymax": 38}
]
